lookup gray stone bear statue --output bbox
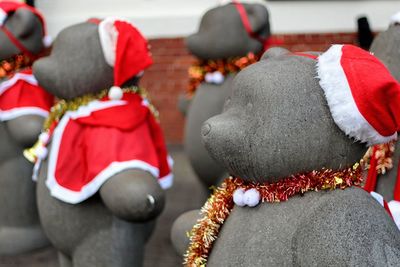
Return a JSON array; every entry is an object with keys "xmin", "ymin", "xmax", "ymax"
[
  {"xmin": 181, "ymin": 1, "xmax": 272, "ymax": 188},
  {"xmin": 31, "ymin": 18, "xmax": 173, "ymax": 267},
  {"xmin": 366, "ymin": 17, "xmax": 400, "ymax": 227},
  {"xmin": 0, "ymin": 2, "xmax": 52, "ymax": 255},
  {"xmin": 172, "ymin": 46, "xmax": 400, "ymax": 266}
]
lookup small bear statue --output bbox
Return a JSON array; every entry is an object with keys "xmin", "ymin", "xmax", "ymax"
[
  {"xmin": 181, "ymin": 1, "xmax": 272, "ymax": 188},
  {"xmin": 31, "ymin": 18, "xmax": 173, "ymax": 267},
  {"xmin": 0, "ymin": 1, "xmax": 53, "ymax": 255},
  {"xmin": 364, "ymin": 12, "xmax": 400, "ymax": 228},
  {"xmin": 173, "ymin": 46, "xmax": 400, "ymax": 266}
]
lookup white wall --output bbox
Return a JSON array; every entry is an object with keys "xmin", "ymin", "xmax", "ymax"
[{"xmin": 35, "ymin": 0, "xmax": 400, "ymax": 39}]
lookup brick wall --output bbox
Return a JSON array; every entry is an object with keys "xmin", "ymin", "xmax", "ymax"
[{"xmin": 141, "ymin": 32, "xmax": 359, "ymax": 144}]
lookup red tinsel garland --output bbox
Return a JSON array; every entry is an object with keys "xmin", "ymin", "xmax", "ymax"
[
  {"xmin": 184, "ymin": 162, "xmax": 363, "ymax": 266},
  {"xmin": 0, "ymin": 54, "xmax": 33, "ymax": 79},
  {"xmin": 187, "ymin": 52, "xmax": 260, "ymax": 97}
]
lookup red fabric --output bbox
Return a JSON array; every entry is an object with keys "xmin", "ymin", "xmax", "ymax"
[
  {"xmin": 341, "ymin": 45, "xmax": 400, "ymax": 137},
  {"xmin": 232, "ymin": 0, "xmax": 282, "ymax": 51},
  {"xmin": 384, "ymin": 199, "xmax": 393, "ymax": 218},
  {"xmin": 0, "ymin": 27, "xmax": 34, "ymax": 58},
  {"xmin": 52, "ymin": 92, "xmax": 171, "ymax": 193},
  {"xmin": 0, "ymin": 68, "xmax": 54, "ymax": 118},
  {"xmin": 113, "ymin": 21, "xmax": 153, "ymax": 86},
  {"xmin": 293, "ymin": 52, "xmax": 318, "ymax": 60},
  {"xmin": 0, "ymin": 1, "xmax": 47, "ymax": 34},
  {"xmin": 364, "ymin": 147, "xmax": 378, "ymax": 193},
  {"xmin": 0, "ymin": 1, "xmax": 47, "ymax": 58}
]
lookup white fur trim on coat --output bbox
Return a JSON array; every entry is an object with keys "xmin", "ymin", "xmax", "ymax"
[
  {"xmin": 317, "ymin": 44, "xmax": 397, "ymax": 146},
  {"xmin": 0, "ymin": 72, "xmax": 38, "ymax": 95},
  {"xmin": 388, "ymin": 200, "xmax": 400, "ymax": 230},
  {"xmin": 0, "ymin": 107, "xmax": 48, "ymax": 121},
  {"xmin": 44, "ymin": 99, "xmax": 173, "ymax": 204}
]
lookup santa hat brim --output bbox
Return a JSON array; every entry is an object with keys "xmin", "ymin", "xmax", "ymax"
[{"xmin": 316, "ymin": 44, "xmax": 397, "ymax": 146}]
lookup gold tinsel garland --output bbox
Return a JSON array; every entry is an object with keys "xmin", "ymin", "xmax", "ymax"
[
  {"xmin": 184, "ymin": 162, "xmax": 363, "ymax": 266},
  {"xmin": 24, "ymin": 86, "xmax": 158, "ymax": 163},
  {"xmin": 0, "ymin": 54, "xmax": 33, "ymax": 79},
  {"xmin": 362, "ymin": 141, "xmax": 396, "ymax": 175},
  {"xmin": 42, "ymin": 86, "xmax": 158, "ymax": 131},
  {"xmin": 187, "ymin": 52, "xmax": 260, "ymax": 97}
]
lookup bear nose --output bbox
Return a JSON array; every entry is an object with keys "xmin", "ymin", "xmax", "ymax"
[{"xmin": 201, "ymin": 122, "xmax": 212, "ymax": 137}]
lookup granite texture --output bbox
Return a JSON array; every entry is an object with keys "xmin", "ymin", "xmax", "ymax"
[
  {"xmin": 172, "ymin": 47, "xmax": 400, "ymax": 265},
  {"xmin": 183, "ymin": 2, "xmax": 271, "ymax": 188},
  {"xmin": 32, "ymin": 21, "xmax": 165, "ymax": 267},
  {"xmin": 0, "ymin": 8, "xmax": 49, "ymax": 256}
]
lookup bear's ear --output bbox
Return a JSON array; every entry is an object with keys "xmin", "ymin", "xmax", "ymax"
[
  {"xmin": 261, "ymin": 47, "xmax": 290, "ymax": 60},
  {"xmin": 5, "ymin": 8, "xmax": 42, "ymax": 39},
  {"xmin": 245, "ymin": 4, "xmax": 270, "ymax": 38}
]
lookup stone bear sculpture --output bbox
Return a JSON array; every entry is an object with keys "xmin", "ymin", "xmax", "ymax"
[
  {"xmin": 172, "ymin": 46, "xmax": 400, "ymax": 266},
  {"xmin": 366, "ymin": 17, "xmax": 400, "ymax": 227},
  {"xmin": 181, "ymin": 1, "xmax": 272, "ymax": 188},
  {"xmin": 31, "ymin": 18, "xmax": 172, "ymax": 267},
  {"xmin": 0, "ymin": 2, "xmax": 52, "ymax": 255}
]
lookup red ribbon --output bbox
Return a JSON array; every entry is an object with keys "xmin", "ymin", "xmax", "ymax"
[{"xmin": 232, "ymin": 0, "xmax": 281, "ymax": 51}]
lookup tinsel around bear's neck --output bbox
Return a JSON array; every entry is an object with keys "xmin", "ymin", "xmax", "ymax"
[
  {"xmin": 0, "ymin": 54, "xmax": 33, "ymax": 79},
  {"xmin": 184, "ymin": 162, "xmax": 363, "ymax": 266}
]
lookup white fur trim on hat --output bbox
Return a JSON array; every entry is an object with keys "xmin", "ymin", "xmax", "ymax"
[
  {"xmin": 0, "ymin": 9, "xmax": 7, "ymax": 26},
  {"xmin": 98, "ymin": 17, "xmax": 119, "ymax": 66},
  {"xmin": 390, "ymin": 11, "xmax": 400, "ymax": 25},
  {"xmin": 317, "ymin": 44, "xmax": 397, "ymax": 146}
]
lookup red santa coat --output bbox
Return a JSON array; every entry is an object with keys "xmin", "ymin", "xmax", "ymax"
[
  {"xmin": 36, "ymin": 92, "xmax": 173, "ymax": 204},
  {"xmin": 0, "ymin": 68, "xmax": 53, "ymax": 121}
]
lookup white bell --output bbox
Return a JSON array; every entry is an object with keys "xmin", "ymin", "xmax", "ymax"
[
  {"xmin": 233, "ymin": 188, "xmax": 246, "ymax": 207},
  {"xmin": 212, "ymin": 71, "xmax": 224, "ymax": 84},
  {"xmin": 35, "ymin": 145, "xmax": 48, "ymax": 160},
  {"xmin": 243, "ymin": 188, "xmax": 261, "ymax": 207},
  {"xmin": 38, "ymin": 132, "xmax": 50, "ymax": 144}
]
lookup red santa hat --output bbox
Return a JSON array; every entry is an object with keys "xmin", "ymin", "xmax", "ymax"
[
  {"xmin": 97, "ymin": 17, "xmax": 153, "ymax": 100},
  {"xmin": 0, "ymin": 1, "xmax": 52, "ymax": 49},
  {"xmin": 316, "ymin": 44, "xmax": 400, "ymax": 146}
]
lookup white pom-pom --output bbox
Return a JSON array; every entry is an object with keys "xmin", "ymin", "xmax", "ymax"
[
  {"xmin": 35, "ymin": 145, "xmax": 48, "ymax": 160},
  {"xmin": 233, "ymin": 188, "xmax": 246, "ymax": 207},
  {"xmin": 108, "ymin": 86, "xmax": 123, "ymax": 100},
  {"xmin": 38, "ymin": 132, "xmax": 50, "ymax": 144},
  {"xmin": 370, "ymin": 191, "xmax": 384, "ymax": 207},
  {"xmin": 243, "ymin": 188, "xmax": 261, "ymax": 207},
  {"xmin": 388, "ymin": 200, "xmax": 400, "ymax": 230},
  {"xmin": 204, "ymin": 71, "xmax": 225, "ymax": 84},
  {"xmin": 212, "ymin": 71, "xmax": 224, "ymax": 84},
  {"xmin": 205, "ymin": 73, "xmax": 214, "ymax": 84},
  {"xmin": 43, "ymin": 35, "xmax": 53, "ymax": 47}
]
